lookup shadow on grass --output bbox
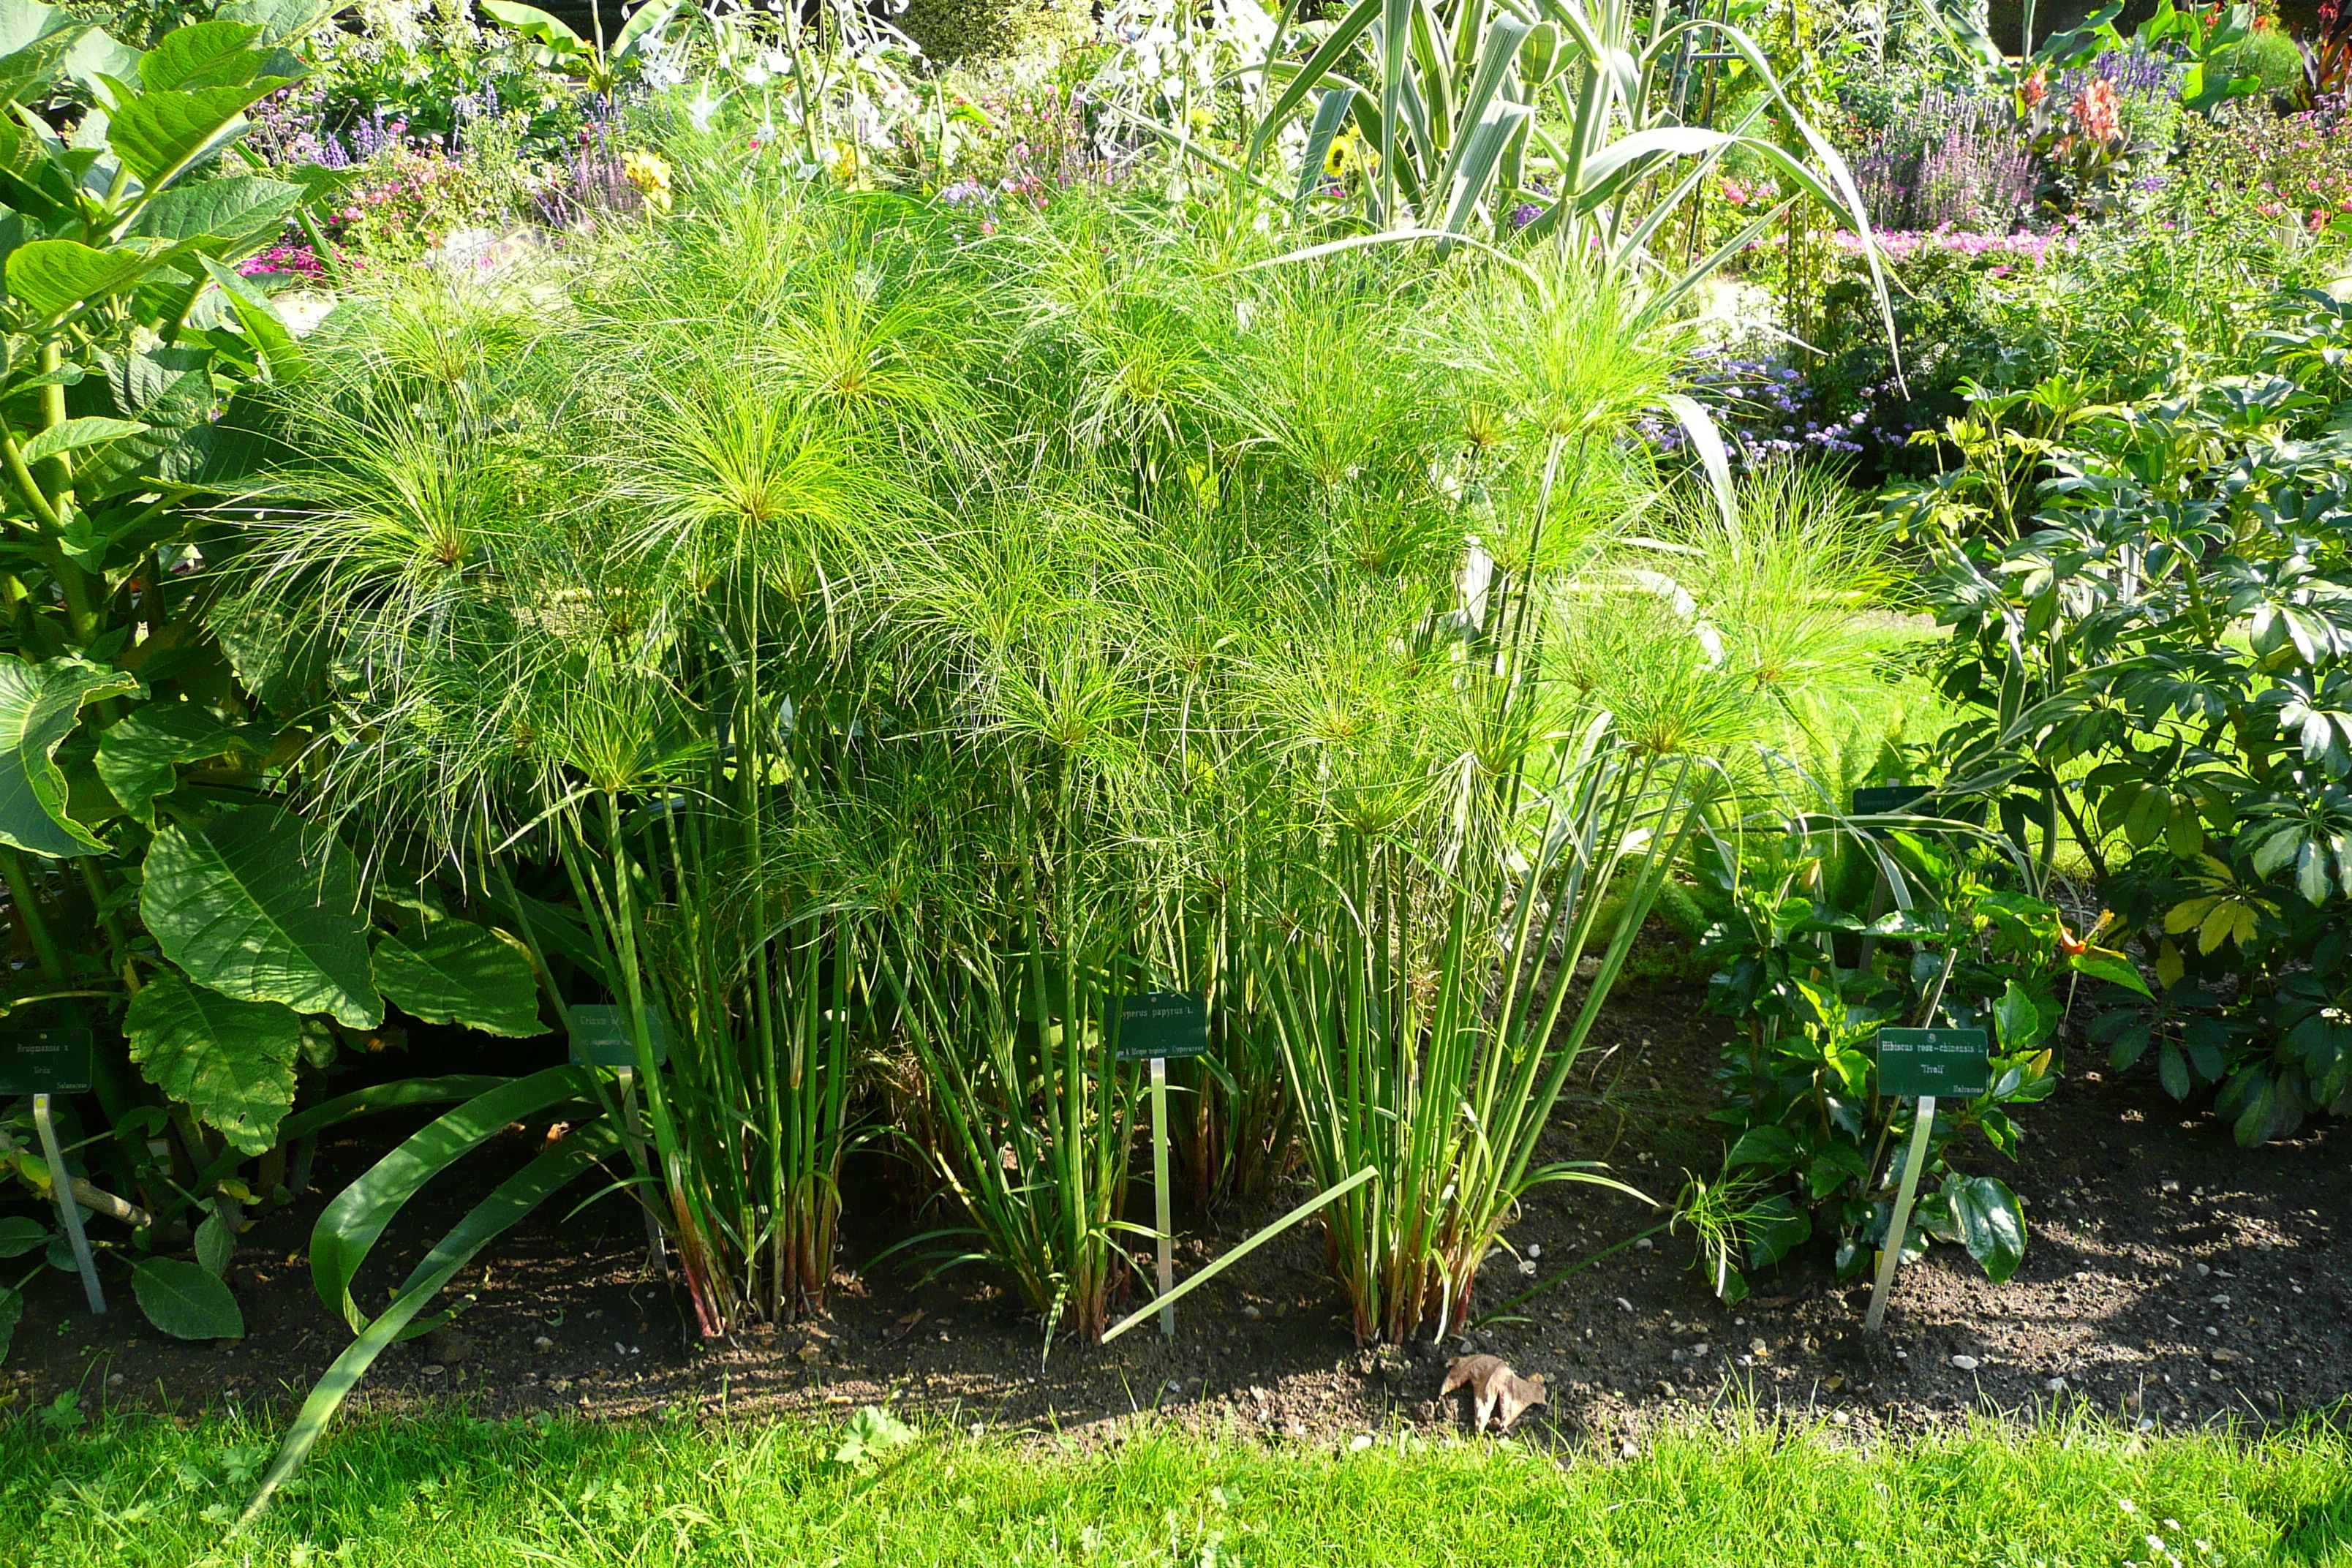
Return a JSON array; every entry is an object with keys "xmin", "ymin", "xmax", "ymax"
[{"xmin": 2276, "ymin": 1488, "xmax": 2352, "ymax": 1564}]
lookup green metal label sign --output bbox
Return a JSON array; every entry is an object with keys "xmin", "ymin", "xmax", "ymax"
[
  {"xmin": 0, "ymin": 1028, "xmax": 94, "ymax": 1095},
  {"xmin": 1875, "ymin": 1027, "xmax": 1989, "ymax": 1098},
  {"xmin": 568, "ymin": 1006, "xmax": 670, "ymax": 1069},
  {"xmin": 1108, "ymin": 992, "xmax": 1209, "ymax": 1063},
  {"xmin": 1852, "ymin": 785, "xmax": 1931, "ymax": 820}
]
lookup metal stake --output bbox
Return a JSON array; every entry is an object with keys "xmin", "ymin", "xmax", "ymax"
[
  {"xmin": 1864, "ymin": 1094, "xmax": 1936, "ymax": 1333},
  {"xmin": 33, "ymin": 1092, "xmax": 104, "ymax": 1314},
  {"xmin": 1151, "ymin": 1055, "xmax": 1174, "ymax": 1338}
]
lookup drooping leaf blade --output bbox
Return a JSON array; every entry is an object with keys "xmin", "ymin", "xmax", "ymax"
[
  {"xmin": 1947, "ymin": 1174, "xmax": 2027, "ymax": 1284},
  {"xmin": 241, "ymin": 1120, "xmax": 619, "ymax": 1526},
  {"xmin": 0, "ymin": 654, "xmax": 141, "ymax": 856},
  {"xmin": 309, "ymin": 1066, "xmax": 596, "ymax": 1332},
  {"xmin": 200, "ymin": 255, "xmax": 305, "ymax": 382},
  {"xmin": 132, "ymin": 172, "xmax": 304, "ymax": 247},
  {"xmin": 20, "ymin": 415, "xmax": 148, "ymax": 463},
  {"xmin": 5, "ymin": 238, "xmax": 160, "ymax": 322},
  {"xmin": 107, "ymin": 80, "xmax": 284, "ymax": 190}
]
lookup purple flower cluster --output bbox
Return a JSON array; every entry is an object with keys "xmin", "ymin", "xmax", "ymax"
[
  {"xmin": 250, "ymin": 97, "xmax": 426, "ymax": 171},
  {"xmin": 536, "ymin": 121, "xmax": 642, "ymax": 230},
  {"xmin": 1643, "ymin": 354, "xmax": 1904, "ymax": 467},
  {"xmin": 1851, "ymin": 93, "xmax": 2035, "ymax": 234},
  {"xmin": 2059, "ymin": 47, "xmax": 2183, "ymax": 103}
]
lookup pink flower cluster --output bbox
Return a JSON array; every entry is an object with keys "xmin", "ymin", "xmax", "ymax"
[
  {"xmin": 1832, "ymin": 227, "xmax": 2076, "ymax": 266},
  {"xmin": 238, "ymin": 242, "xmax": 331, "ymax": 280}
]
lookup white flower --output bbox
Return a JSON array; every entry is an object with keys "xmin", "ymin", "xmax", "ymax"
[{"xmin": 688, "ymin": 86, "xmax": 720, "ymax": 131}]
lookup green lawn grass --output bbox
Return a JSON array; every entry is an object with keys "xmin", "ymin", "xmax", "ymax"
[{"xmin": 3, "ymin": 1404, "xmax": 2348, "ymax": 1567}]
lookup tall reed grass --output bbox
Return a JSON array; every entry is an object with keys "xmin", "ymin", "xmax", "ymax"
[{"xmin": 230, "ymin": 151, "xmax": 1899, "ymax": 1345}]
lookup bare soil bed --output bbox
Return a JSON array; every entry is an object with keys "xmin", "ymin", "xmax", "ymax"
[{"xmin": 7, "ymin": 981, "xmax": 2347, "ymax": 1449}]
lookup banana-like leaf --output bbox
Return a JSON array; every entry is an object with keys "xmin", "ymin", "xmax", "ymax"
[
  {"xmin": 611, "ymin": 0, "xmax": 681, "ymax": 55},
  {"xmin": 140, "ymin": 805, "xmax": 382, "ymax": 1028},
  {"xmin": 238, "ymin": 1118, "xmax": 619, "ymax": 1529},
  {"xmin": 480, "ymin": 0, "xmax": 584, "ymax": 50},
  {"xmin": 0, "ymin": 654, "xmax": 140, "ymax": 856},
  {"xmin": 308, "ymin": 1066, "xmax": 597, "ymax": 1333}
]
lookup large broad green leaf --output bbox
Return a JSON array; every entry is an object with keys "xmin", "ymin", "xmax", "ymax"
[
  {"xmin": 1742, "ymin": 1194, "xmax": 1812, "ymax": 1270},
  {"xmin": 0, "ymin": 654, "xmax": 141, "ymax": 856},
  {"xmin": 20, "ymin": 415, "xmax": 146, "ymax": 463},
  {"xmin": 132, "ymin": 1254, "xmax": 244, "ymax": 1339},
  {"xmin": 1947, "ymin": 1174, "xmax": 2027, "ymax": 1284},
  {"xmin": 195, "ymin": 1212, "xmax": 235, "ymax": 1277},
  {"xmin": 0, "ymin": 0, "xmax": 91, "ymax": 56},
  {"xmin": 0, "ymin": 1214, "xmax": 47, "ymax": 1256},
  {"xmin": 200, "ymin": 255, "xmax": 304, "ymax": 382},
  {"xmin": 374, "ymin": 923, "xmax": 545, "ymax": 1038},
  {"xmin": 0, "ymin": 0, "xmax": 134, "ymax": 91},
  {"xmin": 1992, "ymin": 979, "xmax": 2047, "ymax": 1052},
  {"xmin": 217, "ymin": 0, "xmax": 342, "ymax": 47},
  {"xmin": 613, "ymin": 0, "xmax": 682, "ymax": 55},
  {"xmin": 141, "ymin": 806, "xmax": 382, "ymax": 1028},
  {"xmin": 105, "ymin": 81, "xmax": 282, "ymax": 190},
  {"xmin": 94, "ymin": 702, "xmax": 250, "ymax": 823},
  {"xmin": 132, "ymin": 173, "xmax": 302, "ymax": 247},
  {"xmin": 136, "ymin": 18, "xmax": 263, "ymax": 91},
  {"xmin": 1721, "ymin": 1123, "xmax": 1799, "ymax": 1172},
  {"xmin": 5, "ymin": 238, "xmax": 159, "ymax": 322},
  {"xmin": 0, "ymin": 1284, "xmax": 19, "ymax": 1363},
  {"xmin": 125, "ymin": 971, "xmax": 304, "ymax": 1155},
  {"xmin": 208, "ymin": 592, "xmax": 328, "ymax": 710}
]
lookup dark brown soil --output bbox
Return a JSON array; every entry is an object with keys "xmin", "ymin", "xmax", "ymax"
[{"xmin": 6, "ymin": 981, "xmax": 2348, "ymax": 1449}]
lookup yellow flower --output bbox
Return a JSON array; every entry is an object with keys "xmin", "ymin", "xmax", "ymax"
[
  {"xmin": 622, "ymin": 149, "xmax": 674, "ymax": 213},
  {"xmin": 1324, "ymin": 128, "xmax": 1377, "ymax": 181}
]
